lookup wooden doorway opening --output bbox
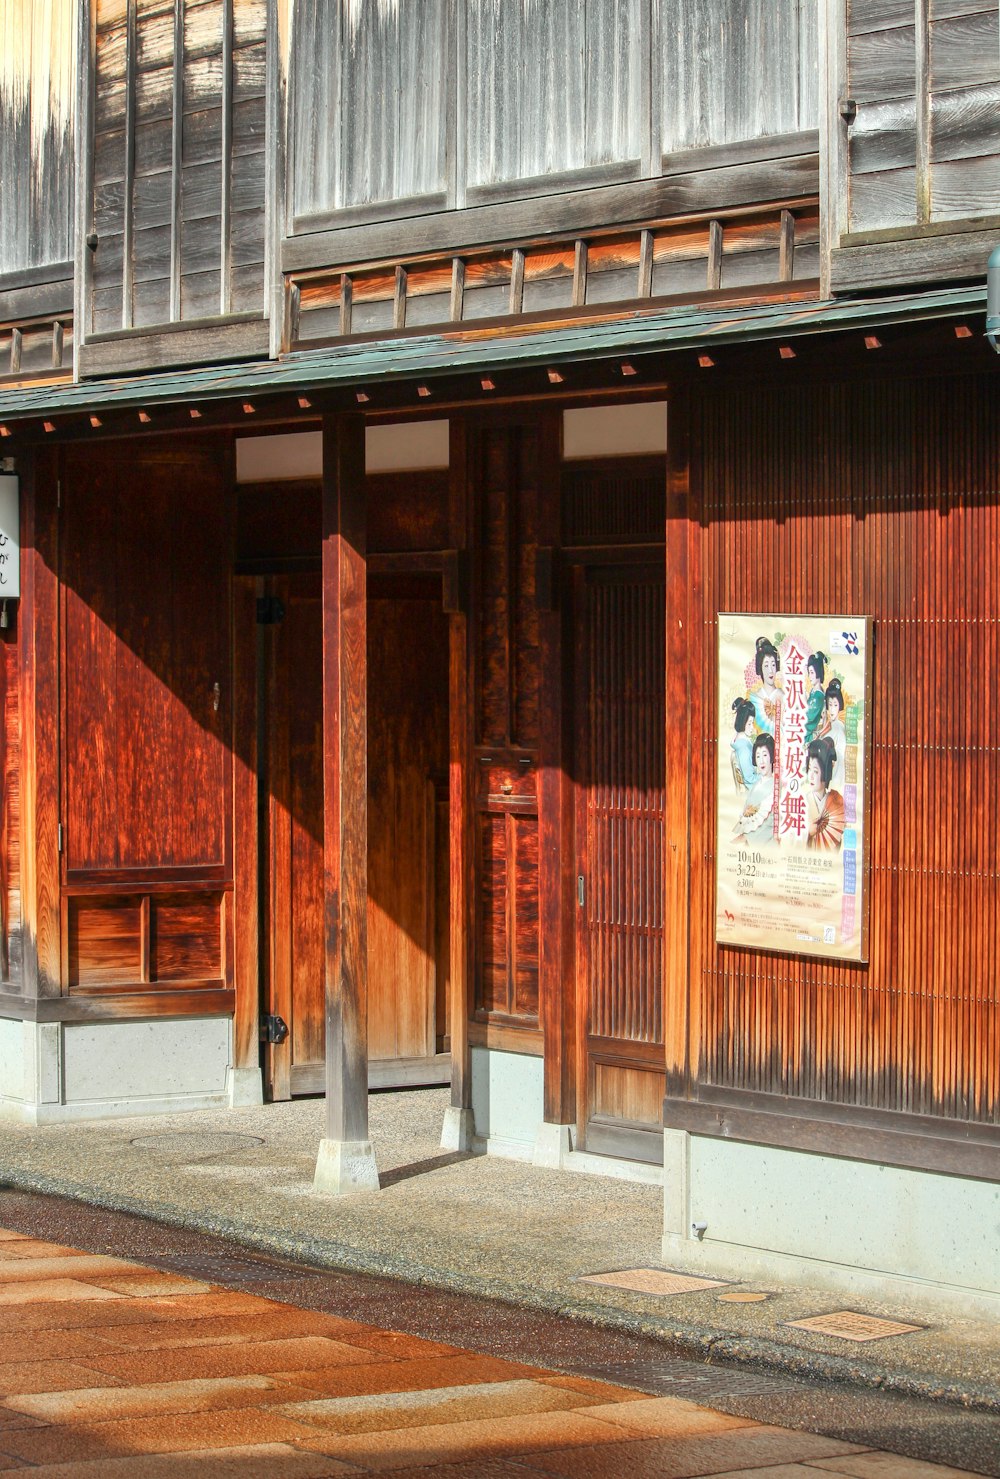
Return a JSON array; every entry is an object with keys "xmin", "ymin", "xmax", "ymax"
[
  {"xmin": 573, "ymin": 561, "xmax": 666, "ymax": 1164},
  {"xmin": 245, "ymin": 569, "xmax": 451, "ymax": 1100}
]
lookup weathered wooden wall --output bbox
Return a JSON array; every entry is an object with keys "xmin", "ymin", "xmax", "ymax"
[
  {"xmin": 675, "ymin": 375, "xmax": 1000, "ymax": 1131},
  {"xmin": 0, "ymin": 0, "xmax": 76, "ymax": 280},
  {"xmin": 86, "ymin": 0, "xmax": 268, "ymax": 338},
  {"xmin": 829, "ymin": 0, "xmax": 1000, "ymax": 289}
]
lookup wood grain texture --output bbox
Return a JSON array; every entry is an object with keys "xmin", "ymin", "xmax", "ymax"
[
  {"xmin": 18, "ymin": 447, "xmax": 61, "ymax": 998},
  {"xmin": 231, "ymin": 574, "xmax": 259, "ymax": 1070},
  {"xmin": 678, "ymin": 375, "xmax": 1000, "ymax": 1129},
  {"xmin": 448, "ymin": 417, "xmax": 474, "ymax": 1111},
  {"xmin": 60, "ymin": 442, "xmax": 231, "ymax": 879},
  {"xmin": 321, "ymin": 413, "xmax": 369, "ymax": 1143},
  {"xmin": 0, "ymin": 616, "xmax": 21, "ymax": 986}
]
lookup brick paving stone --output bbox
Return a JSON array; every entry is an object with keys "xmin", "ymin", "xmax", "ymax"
[
  {"xmin": 0, "ymin": 1240, "xmax": 88, "ymax": 1261},
  {"xmin": 0, "ymin": 1361, "xmax": 128, "ymax": 1396},
  {"xmin": 5, "ymin": 1375, "xmax": 331, "ymax": 1425},
  {"xmin": 270, "ymin": 1352, "xmax": 550, "ymax": 1401},
  {"xmin": 83, "ymin": 1307, "xmax": 361, "ymax": 1351},
  {"xmin": 83, "ymin": 1334, "xmax": 383, "ymax": 1385},
  {"xmin": 0, "ymin": 1256, "xmax": 146, "ymax": 1284},
  {"xmin": 574, "ymin": 1394, "xmax": 760, "ymax": 1438},
  {"xmin": 0, "ymin": 1279, "xmax": 125, "ymax": 1307},
  {"xmin": 299, "ymin": 1408, "xmax": 630, "ymax": 1470},
  {"xmin": 83, "ymin": 1273, "xmax": 215, "ymax": 1298},
  {"xmin": 0, "ymin": 1443, "xmax": 358, "ymax": 1477},
  {"xmin": 525, "ymin": 1427, "xmax": 872, "ymax": 1477},
  {"xmin": 809, "ymin": 1457, "xmax": 986, "ymax": 1479},
  {"xmin": 0, "ymin": 1290, "xmax": 283, "ymax": 1333},
  {"xmin": 278, "ymin": 1377, "xmax": 599, "ymax": 1435},
  {"xmin": 0, "ymin": 1408, "xmax": 329, "ymax": 1466}
]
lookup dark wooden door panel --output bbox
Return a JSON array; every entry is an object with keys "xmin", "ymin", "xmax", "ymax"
[{"xmin": 576, "ymin": 564, "xmax": 666, "ymax": 1162}]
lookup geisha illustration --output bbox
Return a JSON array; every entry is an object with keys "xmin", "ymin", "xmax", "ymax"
[
  {"xmin": 820, "ymin": 676, "xmax": 847, "ymax": 791},
  {"xmin": 806, "ymin": 736, "xmax": 845, "ymax": 850},
  {"xmin": 804, "ymin": 650, "xmax": 828, "ymax": 743},
  {"xmin": 730, "ymin": 697, "xmax": 757, "ymax": 787},
  {"xmin": 731, "ymin": 733, "xmax": 776, "ymax": 846},
  {"xmin": 749, "ymin": 636, "xmax": 782, "ymax": 734}
]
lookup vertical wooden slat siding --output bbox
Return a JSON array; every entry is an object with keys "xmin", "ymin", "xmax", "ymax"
[
  {"xmin": 121, "ymin": 0, "xmax": 137, "ymax": 329},
  {"xmin": 0, "ymin": 0, "xmax": 76, "ymax": 277},
  {"xmin": 686, "ymin": 375, "xmax": 1000, "ymax": 1126},
  {"xmin": 219, "ymin": 0, "xmax": 234, "ymax": 315},
  {"xmin": 585, "ymin": 571, "xmax": 665, "ymax": 1048}
]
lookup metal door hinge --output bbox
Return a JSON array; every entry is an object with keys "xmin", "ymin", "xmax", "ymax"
[
  {"xmin": 260, "ymin": 1014, "xmax": 289, "ymax": 1045},
  {"xmin": 57, "ymin": 822, "xmax": 64, "ymax": 852},
  {"xmin": 256, "ymin": 596, "xmax": 286, "ymax": 626},
  {"xmin": 577, "ymin": 874, "xmax": 585, "ymax": 907}
]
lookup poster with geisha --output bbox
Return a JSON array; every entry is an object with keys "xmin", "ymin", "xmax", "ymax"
[{"xmin": 715, "ymin": 613, "xmax": 871, "ymax": 962}]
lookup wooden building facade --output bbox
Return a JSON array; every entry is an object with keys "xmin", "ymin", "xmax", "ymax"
[{"xmin": 0, "ymin": 0, "xmax": 998, "ymax": 1314}]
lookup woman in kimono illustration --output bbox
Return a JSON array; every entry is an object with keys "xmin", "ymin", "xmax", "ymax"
[
  {"xmin": 804, "ymin": 651, "xmax": 828, "ymax": 744},
  {"xmin": 731, "ymin": 697, "xmax": 757, "ymax": 787},
  {"xmin": 822, "ymin": 677, "xmax": 847, "ymax": 790},
  {"xmin": 806, "ymin": 736, "xmax": 845, "ymax": 851},
  {"xmin": 749, "ymin": 636, "xmax": 782, "ymax": 735},
  {"xmin": 732, "ymin": 733, "xmax": 776, "ymax": 846}
]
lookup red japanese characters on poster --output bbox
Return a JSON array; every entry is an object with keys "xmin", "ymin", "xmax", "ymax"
[{"xmin": 715, "ymin": 614, "xmax": 871, "ymax": 962}]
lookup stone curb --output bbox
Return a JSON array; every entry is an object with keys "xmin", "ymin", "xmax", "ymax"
[{"xmin": 2, "ymin": 1163, "xmax": 998, "ymax": 1418}]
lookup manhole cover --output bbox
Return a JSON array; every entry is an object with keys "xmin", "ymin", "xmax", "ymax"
[
  {"xmin": 129, "ymin": 1133, "xmax": 265, "ymax": 1155},
  {"xmin": 784, "ymin": 1311, "xmax": 925, "ymax": 1342},
  {"xmin": 717, "ymin": 1290, "xmax": 769, "ymax": 1304},
  {"xmin": 578, "ymin": 1268, "xmax": 727, "ymax": 1296}
]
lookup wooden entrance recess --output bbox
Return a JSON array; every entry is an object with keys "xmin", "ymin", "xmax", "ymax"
[
  {"xmin": 573, "ymin": 562, "xmax": 666, "ymax": 1164},
  {"xmin": 257, "ymin": 571, "xmax": 450, "ymax": 1100}
]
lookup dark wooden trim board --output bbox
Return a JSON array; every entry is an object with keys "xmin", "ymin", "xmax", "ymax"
[
  {"xmin": 78, "ymin": 318, "xmax": 270, "ymax": 378},
  {"xmin": 0, "ymin": 989, "xmax": 235, "ymax": 1023},
  {"xmin": 664, "ymin": 1090, "xmax": 1000, "ymax": 1185}
]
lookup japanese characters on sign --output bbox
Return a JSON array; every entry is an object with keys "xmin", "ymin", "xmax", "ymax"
[
  {"xmin": 715, "ymin": 613, "xmax": 871, "ymax": 962},
  {"xmin": 0, "ymin": 477, "xmax": 19, "ymax": 599}
]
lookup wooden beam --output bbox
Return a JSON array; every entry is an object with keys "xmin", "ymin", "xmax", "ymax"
[
  {"xmin": 537, "ymin": 413, "xmax": 575, "ymax": 1131},
  {"xmin": 663, "ymin": 391, "xmax": 695, "ymax": 1099},
  {"xmin": 19, "ymin": 446, "xmax": 61, "ymax": 999},
  {"xmin": 314, "ymin": 413, "xmax": 378, "ymax": 1192},
  {"xmin": 441, "ymin": 416, "xmax": 475, "ymax": 1150}
]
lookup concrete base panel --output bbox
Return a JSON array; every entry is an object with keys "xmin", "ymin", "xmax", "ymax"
[
  {"xmin": 440, "ymin": 1105, "xmax": 475, "ymax": 1152},
  {"xmin": 662, "ymin": 1128, "xmax": 1000, "ymax": 1319},
  {"xmin": 227, "ymin": 1065, "xmax": 264, "ymax": 1108},
  {"xmin": 471, "ymin": 1046, "xmax": 543, "ymax": 1159},
  {"xmin": 0, "ymin": 1016, "xmax": 235, "ymax": 1123},
  {"xmin": 313, "ymin": 1137, "xmax": 381, "ymax": 1195},
  {"xmin": 532, "ymin": 1121, "xmax": 574, "ymax": 1168}
]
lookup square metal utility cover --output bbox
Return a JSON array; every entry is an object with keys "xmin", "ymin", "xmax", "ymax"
[
  {"xmin": 579, "ymin": 1268, "xmax": 726, "ymax": 1296},
  {"xmin": 784, "ymin": 1311, "xmax": 925, "ymax": 1342}
]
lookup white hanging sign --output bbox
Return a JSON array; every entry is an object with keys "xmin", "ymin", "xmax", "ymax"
[{"xmin": 0, "ymin": 477, "xmax": 18, "ymax": 599}]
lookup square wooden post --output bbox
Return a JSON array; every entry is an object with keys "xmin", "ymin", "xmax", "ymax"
[{"xmin": 313, "ymin": 413, "xmax": 379, "ymax": 1194}]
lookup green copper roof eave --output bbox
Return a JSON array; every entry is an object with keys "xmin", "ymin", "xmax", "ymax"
[{"xmin": 0, "ymin": 284, "xmax": 985, "ymax": 422}]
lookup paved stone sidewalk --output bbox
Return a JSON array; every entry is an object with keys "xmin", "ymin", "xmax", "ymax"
[
  {"xmin": 0, "ymin": 1223, "xmax": 985, "ymax": 1476},
  {"xmin": 0, "ymin": 1088, "xmax": 997, "ymax": 1414}
]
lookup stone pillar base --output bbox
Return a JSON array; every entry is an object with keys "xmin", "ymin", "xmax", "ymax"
[
  {"xmin": 440, "ymin": 1105, "xmax": 475, "ymax": 1152},
  {"xmin": 532, "ymin": 1121, "xmax": 574, "ymax": 1169},
  {"xmin": 226, "ymin": 1066, "xmax": 264, "ymax": 1108},
  {"xmin": 313, "ymin": 1138, "xmax": 380, "ymax": 1196}
]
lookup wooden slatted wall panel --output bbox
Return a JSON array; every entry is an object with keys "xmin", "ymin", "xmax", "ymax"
[
  {"xmin": 0, "ymin": 0, "xmax": 75, "ymax": 276},
  {"xmin": 662, "ymin": 0, "xmax": 818, "ymax": 153},
  {"xmin": 291, "ymin": 0, "xmax": 448, "ymax": 223},
  {"xmin": 0, "ymin": 627, "xmax": 20, "ymax": 985},
  {"xmin": 585, "ymin": 572, "xmax": 665, "ymax": 1048},
  {"xmin": 692, "ymin": 376, "xmax": 1000, "ymax": 1125},
  {"xmin": 473, "ymin": 424, "xmax": 541, "ymax": 1026},
  {"xmin": 90, "ymin": 0, "xmax": 267, "ymax": 335}
]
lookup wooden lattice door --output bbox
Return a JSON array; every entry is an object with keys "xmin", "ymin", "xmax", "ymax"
[{"xmin": 575, "ymin": 563, "xmax": 666, "ymax": 1163}]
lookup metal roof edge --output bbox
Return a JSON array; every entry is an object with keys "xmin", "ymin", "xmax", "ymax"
[{"xmin": 0, "ymin": 285, "xmax": 985, "ymax": 423}]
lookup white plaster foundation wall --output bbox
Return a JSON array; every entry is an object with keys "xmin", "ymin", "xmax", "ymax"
[
  {"xmin": 663, "ymin": 1129, "xmax": 1000, "ymax": 1319},
  {"xmin": 0, "ymin": 1016, "xmax": 236, "ymax": 1123},
  {"xmin": 471, "ymin": 1046, "xmax": 544, "ymax": 1160}
]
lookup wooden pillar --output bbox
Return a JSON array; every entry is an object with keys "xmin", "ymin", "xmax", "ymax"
[
  {"xmin": 441, "ymin": 417, "xmax": 476, "ymax": 1151},
  {"xmin": 313, "ymin": 413, "xmax": 378, "ymax": 1194},
  {"xmin": 536, "ymin": 412, "xmax": 575, "ymax": 1151},
  {"xmin": 19, "ymin": 445, "xmax": 61, "ymax": 1002},
  {"xmin": 230, "ymin": 575, "xmax": 263, "ymax": 1104},
  {"xmin": 663, "ymin": 390, "xmax": 697, "ymax": 1101}
]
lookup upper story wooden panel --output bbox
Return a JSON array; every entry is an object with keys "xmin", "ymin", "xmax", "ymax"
[
  {"xmin": 285, "ymin": 0, "xmax": 820, "ymax": 272},
  {"xmin": 0, "ymin": 0, "xmax": 76, "ymax": 370},
  {"xmin": 826, "ymin": 0, "xmax": 1000, "ymax": 291},
  {"xmin": 78, "ymin": 0, "xmax": 271, "ymax": 376}
]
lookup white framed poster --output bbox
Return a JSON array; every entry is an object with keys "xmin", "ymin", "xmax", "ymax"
[{"xmin": 715, "ymin": 614, "xmax": 871, "ymax": 962}]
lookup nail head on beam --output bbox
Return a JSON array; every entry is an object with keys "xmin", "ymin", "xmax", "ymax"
[
  {"xmin": 864, "ymin": 335, "xmax": 882, "ymax": 350},
  {"xmin": 698, "ymin": 354, "xmax": 715, "ymax": 369},
  {"xmin": 242, "ymin": 402, "xmax": 256, "ymax": 414},
  {"xmin": 778, "ymin": 344, "xmax": 796, "ymax": 360},
  {"xmin": 481, "ymin": 377, "xmax": 495, "ymax": 391},
  {"xmin": 0, "ymin": 425, "xmax": 11, "ymax": 438},
  {"xmin": 89, "ymin": 415, "xmax": 102, "ymax": 428},
  {"xmin": 138, "ymin": 410, "xmax": 151, "ymax": 423},
  {"xmin": 620, "ymin": 361, "xmax": 637, "ymax": 377},
  {"xmin": 547, "ymin": 369, "xmax": 564, "ymax": 384},
  {"xmin": 954, "ymin": 324, "xmax": 973, "ymax": 339},
  {"xmin": 417, "ymin": 385, "xmax": 431, "ymax": 398},
  {"xmin": 298, "ymin": 395, "xmax": 313, "ymax": 408},
  {"xmin": 43, "ymin": 421, "xmax": 56, "ymax": 433},
  {"xmin": 190, "ymin": 407, "xmax": 202, "ymax": 419},
  {"xmin": 356, "ymin": 391, "xmax": 370, "ymax": 404}
]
